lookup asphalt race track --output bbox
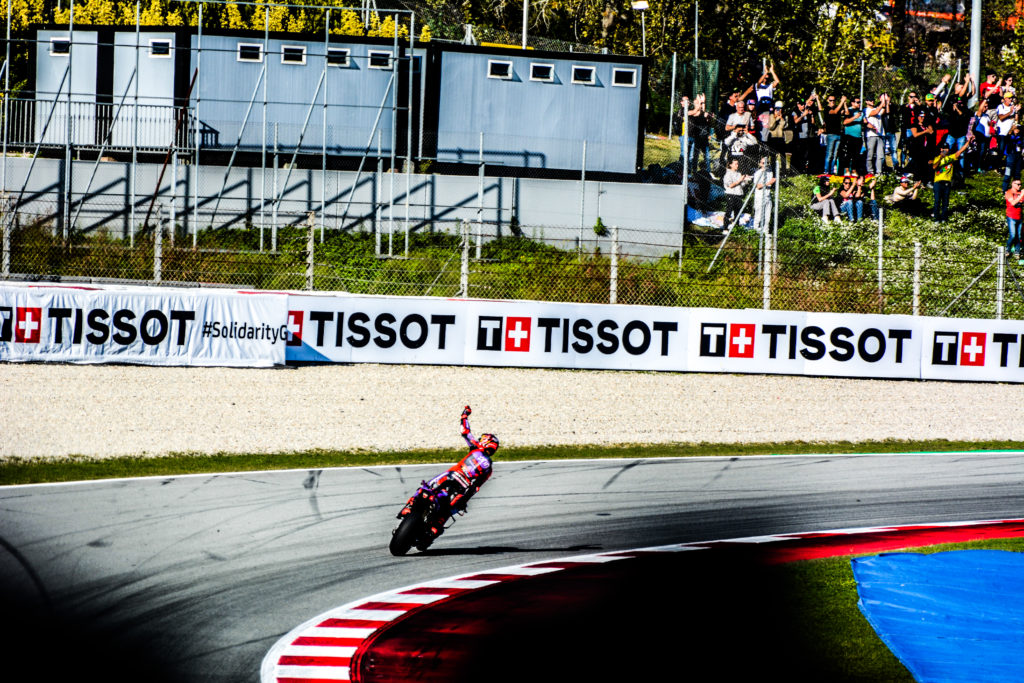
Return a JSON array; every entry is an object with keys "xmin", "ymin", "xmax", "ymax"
[{"xmin": 2, "ymin": 453, "xmax": 1023, "ymax": 682}]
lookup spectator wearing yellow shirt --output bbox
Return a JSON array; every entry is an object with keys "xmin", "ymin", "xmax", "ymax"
[{"xmin": 930, "ymin": 140, "xmax": 970, "ymax": 221}]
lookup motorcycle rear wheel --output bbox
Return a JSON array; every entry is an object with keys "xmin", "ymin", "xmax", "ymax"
[{"xmin": 389, "ymin": 514, "xmax": 421, "ymax": 556}]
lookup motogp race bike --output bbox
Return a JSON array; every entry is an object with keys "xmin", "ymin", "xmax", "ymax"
[{"xmin": 389, "ymin": 479, "xmax": 461, "ymax": 556}]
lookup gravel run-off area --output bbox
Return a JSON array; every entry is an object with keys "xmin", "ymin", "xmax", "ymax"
[{"xmin": 2, "ymin": 363, "xmax": 1022, "ymax": 460}]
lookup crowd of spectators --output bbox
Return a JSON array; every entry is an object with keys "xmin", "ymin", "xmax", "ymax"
[{"xmin": 673, "ymin": 66, "xmax": 1024, "ymax": 244}]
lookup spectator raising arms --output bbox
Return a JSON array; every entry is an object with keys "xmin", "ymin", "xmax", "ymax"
[
  {"xmin": 789, "ymin": 94, "xmax": 818, "ymax": 173},
  {"xmin": 864, "ymin": 95, "xmax": 886, "ymax": 176},
  {"xmin": 886, "ymin": 175, "xmax": 923, "ymax": 215},
  {"xmin": 1006, "ymin": 178, "xmax": 1024, "ymax": 259},
  {"xmin": 980, "ymin": 73, "xmax": 1003, "ymax": 110},
  {"xmin": 822, "ymin": 94, "xmax": 846, "ymax": 175},
  {"xmin": 752, "ymin": 155, "xmax": 776, "ymax": 233},
  {"xmin": 839, "ymin": 175, "xmax": 861, "ymax": 221},
  {"xmin": 840, "ymin": 96, "xmax": 864, "ymax": 175},
  {"xmin": 930, "ymin": 140, "xmax": 971, "ymax": 222},
  {"xmin": 768, "ymin": 101, "xmax": 788, "ymax": 170},
  {"xmin": 722, "ymin": 157, "xmax": 751, "ymax": 228}
]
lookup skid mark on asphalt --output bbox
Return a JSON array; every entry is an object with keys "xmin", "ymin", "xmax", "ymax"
[
  {"xmin": 601, "ymin": 460, "xmax": 641, "ymax": 489},
  {"xmin": 0, "ymin": 534, "xmax": 52, "ymax": 611}
]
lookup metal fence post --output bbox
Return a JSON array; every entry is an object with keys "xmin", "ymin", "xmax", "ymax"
[
  {"xmin": 261, "ymin": 5, "xmax": 268, "ymax": 252},
  {"xmin": 460, "ymin": 219, "xmax": 469, "ymax": 297},
  {"xmin": 307, "ymin": 211, "xmax": 315, "ymax": 291},
  {"xmin": 375, "ymin": 130, "xmax": 382, "ymax": 257},
  {"xmin": 272, "ymin": 123, "xmax": 279, "ymax": 251},
  {"xmin": 679, "ymin": 119, "xmax": 687, "ymax": 277},
  {"xmin": 321, "ymin": 9, "xmax": 329, "ymax": 245},
  {"xmin": 193, "ymin": 4, "xmax": 202, "ymax": 249},
  {"xmin": 609, "ymin": 224, "xmax": 619, "ymax": 304},
  {"xmin": 477, "ymin": 131, "xmax": 484, "ymax": 260},
  {"xmin": 997, "ymin": 244, "xmax": 1005, "ymax": 320},
  {"xmin": 131, "ymin": 2, "xmax": 140, "ymax": 248},
  {"xmin": 63, "ymin": 2, "xmax": 74, "ymax": 240},
  {"xmin": 2, "ymin": 196, "xmax": 9, "ymax": 278},
  {"xmin": 154, "ymin": 204, "xmax": 163, "ymax": 284},
  {"xmin": 578, "ymin": 139, "xmax": 586, "ymax": 254},
  {"xmin": 877, "ymin": 207, "xmax": 884, "ymax": 312},
  {"xmin": 913, "ymin": 241, "xmax": 921, "ymax": 316},
  {"xmin": 668, "ymin": 52, "xmax": 677, "ymax": 139},
  {"xmin": 763, "ymin": 229, "xmax": 772, "ymax": 310}
]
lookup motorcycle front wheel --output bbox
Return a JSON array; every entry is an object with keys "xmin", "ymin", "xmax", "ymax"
[{"xmin": 389, "ymin": 514, "xmax": 421, "ymax": 556}]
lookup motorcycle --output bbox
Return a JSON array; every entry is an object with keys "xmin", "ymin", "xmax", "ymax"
[{"xmin": 389, "ymin": 480, "xmax": 459, "ymax": 556}]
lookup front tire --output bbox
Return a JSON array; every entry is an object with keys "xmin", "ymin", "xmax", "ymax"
[{"xmin": 389, "ymin": 514, "xmax": 421, "ymax": 556}]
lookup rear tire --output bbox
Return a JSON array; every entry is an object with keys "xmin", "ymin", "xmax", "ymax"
[{"xmin": 389, "ymin": 514, "xmax": 420, "ymax": 556}]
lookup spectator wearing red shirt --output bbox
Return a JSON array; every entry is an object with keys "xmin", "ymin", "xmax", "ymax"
[{"xmin": 1006, "ymin": 178, "xmax": 1024, "ymax": 258}]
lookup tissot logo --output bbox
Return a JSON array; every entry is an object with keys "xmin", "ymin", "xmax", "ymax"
[
  {"xmin": 478, "ymin": 315, "xmax": 678, "ymax": 356},
  {"xmin": 287, "ymin": 309, "xmax": 456, "ymax": 350},
  {"xmin": 700, "ymin": 322, "xmax": 913, "ymax": 363},
  {"xmin": 700, "ymin": 323, "xmax": 755, "ymax": 358},
  {"xmin": 0, "ymin": 305, "xmax": 195, "ymax": 345},
  {"xmin": 932, "ymin": 331, "xmax": 986, "ymax": 366}
]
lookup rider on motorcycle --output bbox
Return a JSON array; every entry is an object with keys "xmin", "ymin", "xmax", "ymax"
[{"xmin": 398, "ymin": 405, "xmax": 498, "ymax": 540}]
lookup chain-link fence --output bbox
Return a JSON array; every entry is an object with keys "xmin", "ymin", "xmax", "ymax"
[{"xmin": 5, "ymin": 202, "xmax": 1022, "ymax": 320}]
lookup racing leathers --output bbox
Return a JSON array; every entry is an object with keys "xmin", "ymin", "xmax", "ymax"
[
  {"xmin": 426, "ymin": 414, "xmax": 493, "ymax": 518},
  {"xmin": 400, "ymin": 410, "xmax": 494, "ymax": 538}
]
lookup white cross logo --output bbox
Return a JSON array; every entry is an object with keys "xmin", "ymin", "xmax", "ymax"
[
  {"xmin": 287, "ymin": 313, "xmax": 302, "ymax": 342},
  {"xmin": 18, "ymin": 310, "xmax": 39, "ymax": 339},
  {"xmin": 962, "ymin": 336, "xmax": 984, "ymax": 364},
  {"xmin": 507, "ymin": 319, "xmax": 529, "ymax": 349},
  {"xmin": 732, "ymin": 326, "xmax": 752, "ymax": 355}
]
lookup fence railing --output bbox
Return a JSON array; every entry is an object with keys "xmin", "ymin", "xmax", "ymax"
[{"xmin": 7, "ymin": 98, "xmax": 192, "ymax": 152}]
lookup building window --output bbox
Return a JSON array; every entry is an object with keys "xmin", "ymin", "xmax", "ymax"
[
  {"xmin": 149, "ymin": 39, "xmax": 172, "ymax": 58},
  {"xmin": 612, "ymin": 67, "xmax": 637, "ymax": 87},
  {"xmin": 237, "ymin": 43, "xmax": 263, "ymax": 63},
  {"xmin": 529, "ymin": 63, "xmax": 554, "ymax": 83},
  {"xmin": 49, "ymin": 38, "xmax": 71, "ymax": 56},
  {"xmin": 571, "ymin": 65, "xmax": 596, "ymax": 85},
  {"xmin": 282, "ymin": 45, "xmax": 307, "ymax": 65},
  {"xmin": 327, "ymin": 48, "xmax": 350, "ymax": 67},
  {"xmin": 487, "ymin": 60, "xmax": 513, "ymax": 80},
  {"xmin": 368, "ymin": 50, "xmax": 392, "ymax": 69}
]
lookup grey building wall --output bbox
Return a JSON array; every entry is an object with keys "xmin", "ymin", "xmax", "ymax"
[
  {"xmin": 35, "ymin": 30, "xmax": 98, "ymax": 146},
  {"xmin": 436, "ymin": 51, "xmax": 641, "ymax": 174},
  {"xmin": 190, "ymin": 34, "xmax": 398, "ymax": 155},
  {"xmin": 3, "ymin": 157, "xmax": 684, "ymax": 256},
  {"xmin": 112, "ymin": 32, "xmax": 177, "ymax": 148}
]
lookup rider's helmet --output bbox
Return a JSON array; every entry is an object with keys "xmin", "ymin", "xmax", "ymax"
[{"xmin": 478, "ymin": 433, "xmax": 500, "ymax": 455}]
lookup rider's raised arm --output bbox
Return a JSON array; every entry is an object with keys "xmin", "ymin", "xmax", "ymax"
[{"xmin": 461, "ymin": 405, "xmax": 481, "ymax": 449}]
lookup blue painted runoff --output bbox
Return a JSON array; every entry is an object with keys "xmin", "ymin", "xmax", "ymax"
[{"xmin": 852, "ymin": 550, "xmax": 1024, "ymax": 682}]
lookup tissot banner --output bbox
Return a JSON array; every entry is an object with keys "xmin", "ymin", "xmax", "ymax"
[
  {"xmin": 686, "ymin": 308, "xmax": 921, "ymax": 380},
  {"xmin": 283, "ymin": 294, "xmax": 689, "ymax": 371},
  {"xmin": 0, "ymin": 284, "xmax": 288, "ymax": 366},
  {"xmin": 4, "ymin": 282, "xmax": 1023, "ymax": 382},
  {"xmin": 919, "ymin": 317, "xmax": 1024, "ymax": 383}
]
